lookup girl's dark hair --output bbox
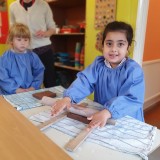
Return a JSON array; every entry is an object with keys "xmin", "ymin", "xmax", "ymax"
[{"xmin": 102, "ymin": 21, "xmax": 133, "ymax": 46}]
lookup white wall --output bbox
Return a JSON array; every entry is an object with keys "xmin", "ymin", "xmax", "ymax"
[{"xmin": 143, "ymin": 59, "xmax": 160, "ymax": 109}]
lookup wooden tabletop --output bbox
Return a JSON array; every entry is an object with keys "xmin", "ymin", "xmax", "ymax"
[{"xmin": 0, "ymin": 96, "xmax": 72, "ymax": 160}]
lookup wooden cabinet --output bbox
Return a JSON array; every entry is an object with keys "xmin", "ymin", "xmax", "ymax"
[{"xmin": 48, "ymin": 0, "xmax": 86, "ymax": 87}]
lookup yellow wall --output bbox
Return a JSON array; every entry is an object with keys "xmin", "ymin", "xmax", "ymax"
[
  {"xmin": 116, "ymin": 0, "xmax": 138, "ymax": 29},
  {"xmin": 8, "ymin": 0, "xmax": 15, "ymax": 6},
  {"xmin": 0, "ymin": 44, "xmax": 8, "ymax": 55}
]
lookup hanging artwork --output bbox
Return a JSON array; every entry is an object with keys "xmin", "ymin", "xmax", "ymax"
[
  {"xmin": 0, "ymin": 0, "xmax": 9, "ymax": 43},
  {"xmin": 95, "ymin": 31, "xmax": 103, "ymax": 52},
  {"xmin": 94, "ymin": 0, "xmax": 116, "ymax": 30},
  {"xmin": 95, "ymin": 0, "xmax": 116, "ymax": 52}
]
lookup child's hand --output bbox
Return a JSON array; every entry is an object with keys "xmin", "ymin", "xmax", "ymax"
[
  {"xmin": 51, "ymin": 97, "xmax": 71, "ymax": 116},
  {"xmin": 87, "ymin": 109, "xmax": 111, "ymax": 130},
  {"xmin": 26, "ymin": 87, "xmax": 35, "ymax": 91},
  {"xmin": 16, "ymin": 88, "xmax": 27, "ymax": 93}
]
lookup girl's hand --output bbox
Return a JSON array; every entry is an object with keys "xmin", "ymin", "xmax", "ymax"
[
  {"xmin": 51, "ymin": 97, "xmax": 71, "ymax": 116},
  {"xmin": 26, "ymin": 87, "xmax": 35, "ymax": 91},
  {"xmin": 16, "ymin": 87, "xmax": 35, "ymax": 93},
  {"xmin": 16, "ymin": 88, "xmax": 27, "ymax": 93},
  {"xmin": 87, "ymin": 109, "xmax": 111, "ymax": 130}
]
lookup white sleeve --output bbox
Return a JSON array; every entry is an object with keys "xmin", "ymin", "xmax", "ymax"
[
  {"xmin": 9, "ymin": 4, "xmax": 15, "ymax": 26},
  {"xmin": 45, "ymin": 3, "xmax": 56, "ymax": 29}
]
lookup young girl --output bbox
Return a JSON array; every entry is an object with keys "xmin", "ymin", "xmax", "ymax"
[
  {"xmin": 0, "ymin": 23, "xmax": 45, "ymax": 95},
  {"xmin": 51, "ymin": 21, "xmax": 145, "ymax": 129}
]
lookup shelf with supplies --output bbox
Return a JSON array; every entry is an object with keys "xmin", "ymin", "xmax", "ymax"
[
  {"xmin": 48, "ymin": 0, "xmax": 86, "ymax": 88},
  {"xmin": 47, "ymin": 0, "xmax": 85, "ymax": 8}
]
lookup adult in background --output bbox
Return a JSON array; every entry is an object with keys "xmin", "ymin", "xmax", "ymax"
[{"xmin": 10, "ymin": 0, "xmax": 57, "ymax": 88}]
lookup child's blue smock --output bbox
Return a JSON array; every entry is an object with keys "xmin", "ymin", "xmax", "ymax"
[
  {"xmin": 0, "ymin": 50, "xmax": 45, "ymax": 95},
  {"xmin": 64, "ymin": 56, "xmax": 145, "ymax": 121}
]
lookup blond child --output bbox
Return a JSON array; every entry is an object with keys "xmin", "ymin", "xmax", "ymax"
[{"xmin": 0, "ymin": 23, "xmax": 44, "ymax": 95}]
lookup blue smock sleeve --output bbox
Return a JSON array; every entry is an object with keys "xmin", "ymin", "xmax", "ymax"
[
  {"xmin": 104, "ymin": 67, "xmax": 145, "ymax": 121},
  {"xmin": 30, "ymin": 53, "xmax": 45, "ymax": 89},
  {"xmin": 64, "ymin": 57, "xmax": 100, "ymax": 103},
  {"xmin": 0, "ymin": 57, "xmax": 20, "ymax": 94}
]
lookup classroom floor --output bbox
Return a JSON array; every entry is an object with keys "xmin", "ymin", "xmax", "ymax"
[{"xmin": 144, "ymin": 101, "xmax": 160, "ymax": 129}]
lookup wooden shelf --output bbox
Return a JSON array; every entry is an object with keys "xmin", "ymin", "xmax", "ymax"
[
  {"xmin": 53, "ymin": 33, "xmax": 84, "ymax": 36},
  {"xmin": 49, "ymin": 0, "xmax": 85, "ymax": 87},
  {"xmin": 54, "ymin": 62, "xmax": 83, "ymax": 71},
  {"xmin": 47, "ymin": 0, "xmax": 85, "ymax": 8}
]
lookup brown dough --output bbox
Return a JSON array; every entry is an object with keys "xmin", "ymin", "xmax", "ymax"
[
  {"xmin": 67, "ymin": 112, "xmax": 91, "ymax": 124},
  {"xmin": 32, "ymin": 91, "xmax": 56, "ymax": 100}
]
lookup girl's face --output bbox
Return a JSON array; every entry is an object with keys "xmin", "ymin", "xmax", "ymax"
[
  {"xmin": 102, "ymin": 31, "xmax": 129, "ymax": 68},
  {"xmin": 12, "ymin": 37, "xmax": 29, "ymax": 53}
]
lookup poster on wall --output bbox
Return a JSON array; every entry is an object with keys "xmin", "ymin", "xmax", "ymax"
[
  {"xmin": 94, "ymin": 0, "xmax": 116, "ymax": 52},
  {"xmin": 94, "ymin": 0, "xmax": 116, "ymax": 30},
  {"xmin": 0, "ymin": 0, "xmax": 9, "ymax": 44}
]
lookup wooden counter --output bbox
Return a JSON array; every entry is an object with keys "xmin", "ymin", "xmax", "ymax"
[
  {"xmin": 0, "ymin": 96, "xmax": 72, "ymax": 160},
  {"xmin": 21, "ymin": 105, "xmax": 160, "ymax": 160},
  {"xmin": 2, "ymin": 95, "xmax": 160, "ymax": 160}
]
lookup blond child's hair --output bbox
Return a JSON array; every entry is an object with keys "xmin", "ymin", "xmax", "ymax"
[{"xmin": 7, "ymin": 23, "xmax": 31, "ymax": 45}]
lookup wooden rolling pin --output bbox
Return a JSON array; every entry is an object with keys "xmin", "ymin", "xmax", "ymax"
[{"xmin": 65, "ymin": 118, "xmax": 116, "ymax": 152}]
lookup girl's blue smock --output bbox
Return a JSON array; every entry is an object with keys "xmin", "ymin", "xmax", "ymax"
[
  {"xmin": 0, "ymin": 50, "xmax": 44, "ymax": 95},
  {"xmin": 64, "ymin": 56, "xmax": 145, "ymax": 121}
]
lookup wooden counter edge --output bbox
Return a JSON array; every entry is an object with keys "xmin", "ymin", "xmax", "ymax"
[{"xmin": 0, "ymin": 96, "xmax": 72, "ymax": 160}]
